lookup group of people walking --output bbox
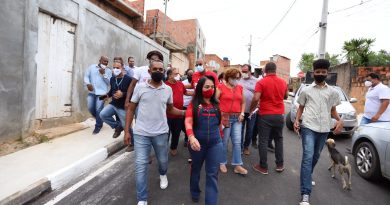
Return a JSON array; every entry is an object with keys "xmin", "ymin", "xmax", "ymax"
[{"xmin": 84, "ymin": 52, "xmax": 389, "ymax": 205}]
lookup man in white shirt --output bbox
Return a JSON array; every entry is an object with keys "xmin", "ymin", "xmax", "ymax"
[
  {"xmin": 124, "ymin": 56, "xmax": 136, "ymax": 78},
  {"xmin": 182, "ymin": 68, "xmax": 194, "ymax": 147},
  {"xmin": 361, "ymin": 72, "xmax": 390, "ymax": 124}
]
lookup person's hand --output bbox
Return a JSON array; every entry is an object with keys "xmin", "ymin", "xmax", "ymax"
[
  {"xmin": 371, "ymin": 114, "xmax": 380, "ymax": 122},
  {"xmin": 293, "ymin": 120, "xmax": 300, "ymax": 134},
  {"xmin": 238, "ymin": 114, "xmax": 244, "ymax": 122},
  {"xmin": 124, "ymin": 131, "xmax": 132, "ymax": 145},
  {"xmin": 113, "ymin": 90, "xmax": 123, "ymax": 99},
  {"xmin": 333, "ymin": 120, "xmax": 343, "ymax": 135},
  {"xmin": 189, "ymin": 136, "xmax": 201, "ymax": 151},
  {"xmin": 87, "ymin": 84, "xmax": 94, "ymax": 92}
]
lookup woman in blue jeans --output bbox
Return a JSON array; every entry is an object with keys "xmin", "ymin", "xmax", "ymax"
[
  {"xmin": 185, "ymin": 76, "xmax": 223, "ymax": 205},
  {"xmin": 216, "ymin": 68, "xmax": 248, "ymax": 175}
]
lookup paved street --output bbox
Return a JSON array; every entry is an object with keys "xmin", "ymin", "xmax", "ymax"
[{"xmin": 32, "ymin": 109, "xmax": 390, "ymax": 205}]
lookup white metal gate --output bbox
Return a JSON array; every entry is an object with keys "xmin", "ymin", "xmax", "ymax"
[{"xmin": 36, "ymin": 12, "xmax": 75, "ymax": 119}]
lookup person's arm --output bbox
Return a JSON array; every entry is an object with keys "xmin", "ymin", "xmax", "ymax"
[
  {"xmin": 249, "ymin": 92, "xmax": 260, "ymax": 114},
  {"xmin": 102, "ymin": 68, "xmax": 111, "ymax": 85},
  {"xmin": 372, "ymin": 99, "xmax": 390, "ymax": 122},
  {"xmin": 294, "ymin": 105, "xmax": 304, "ymax": 134},
  {"xmin": 124, "ymin": 102, "xmax": 137, "ymax": 145},
  {"xmin": 125, "ymin": 79, "xmax": 138, "ymax": 109},
  {"xmin": 84, "ymin": 66, "xmax": 93, "ymax": 91},
  {"xmin": 239, "ymin": 88, "xmax": 245, "ymax": 122},
  {"xmin": 331, "ymin": 106, "xmax": 343, "ymax": 134},
  {"xmin": 284, "ymin": 87, "xmax": 289, "ymax": 100},
  {"xmin": 167, "ymin": 104, "xmax": 186, "ymax": 116},
  {"xmin": 185, "ymin": 104, "xmax": 201, "ymax": 151},
  {"xmin": 107, "ymin": 78, "xmax": 113, "ymax": 98}
]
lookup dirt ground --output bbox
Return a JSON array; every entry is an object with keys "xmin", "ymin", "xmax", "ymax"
[{"xmin": 0, "ymin": 135, "xmax": 44, "ymax": 157}]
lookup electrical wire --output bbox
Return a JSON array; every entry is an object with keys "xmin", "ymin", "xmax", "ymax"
[{"xmin": 329, "ymin": 0, "xmax": 374, "ymax": 14}]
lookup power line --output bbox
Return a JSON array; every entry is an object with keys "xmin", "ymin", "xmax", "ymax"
[
  {"xmin": 329, "ymin": 0, "xmax": 374, "ymax": 14},
  {"xmin": 260, "ymin": 0, "xmax": 298, "ymax": 43}
]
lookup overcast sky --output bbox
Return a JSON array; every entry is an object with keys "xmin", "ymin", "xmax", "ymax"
[{"xmin": 144, "ymin": 0, "xmax": 390, "ymax": 76}]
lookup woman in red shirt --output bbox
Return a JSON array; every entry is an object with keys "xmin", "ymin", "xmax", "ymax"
[
  {"xmin": 185, "ymin": 76, "xmax": 223, "ymax": 204},
  {"xmin": 165, "ymin": 68, "xmax": 193, "ymax": 156},
  {"xmin": 216, "ymin": 68, "xmax": 248, "ymax": 175}
]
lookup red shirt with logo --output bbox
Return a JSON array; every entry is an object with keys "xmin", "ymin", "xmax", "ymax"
[{"xmin": 255, "ymin": 74, "xmax": 287, "ymax": 115}]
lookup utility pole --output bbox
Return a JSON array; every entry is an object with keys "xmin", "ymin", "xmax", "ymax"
[
  {"xmin": 247, "ymin": 34, "xmax": 252, "ymax": 65},
  {"xmin": 161, "ymin": 0, "xmax": 169, "ymax": 47},
  {"xmin": 318, "ymin": 0, "xmax": 328, "ymax": 59},
  {"xmin": 152, "ymin": 16, "xmax": 157, "ymax": 41}
]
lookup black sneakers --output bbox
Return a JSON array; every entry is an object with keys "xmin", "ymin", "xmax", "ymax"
[{"xmin": 112, "ymin": 126, "xmax": 124, "ymax": 138}]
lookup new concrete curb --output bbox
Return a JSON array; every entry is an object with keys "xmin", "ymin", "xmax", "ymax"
[{"xmin": 0, "ymin": 140, "xmax": 126, "ymax": 205}]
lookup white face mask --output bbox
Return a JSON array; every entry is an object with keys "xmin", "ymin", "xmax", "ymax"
[
  {"xmin": 196, "ymin": 65, "xmax": 204, "ymax": 72},
  {"xmin": 174, "ymin": 75, "xmax": 181, "ymax": 81},
  {"xmin": 242, "ymin": 73, "xmax": 249, "ymax": 79},
  {"xmin": 228, "ymin": 78, "xmax": 238, "ymax": 86},
  {"xmin": 113, "ymin": 68, "xmax": 122, "ymax": 76},
  {"xmin": 99, "ymin": 64, "xmax": 107, "ymax": 69},
  {"xmin": 364, "ymin": 80, "xmax": 372, "ymax": 87}
]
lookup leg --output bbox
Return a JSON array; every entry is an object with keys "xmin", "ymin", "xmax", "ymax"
[
  {"xmin": 221, "ymin": 124, "xmax": 232, "ymax": 165},
  {"xmin": 339, "ymin": 167, "xmax": 347, "ymax": 189},
  {"xmin": 170, "ymin": 118, "xmax": 183, "ymax": 150},
  {"xmin": 152, "ymin": 133, "xmax": 169, "ymax": 175},
  {"xmin": 230, "ymin": 117, "xmax": 243, "ymax": 166},
  {"xmin": 95, "ymin": 96, "xmax": 105, "ymax": 129},
  {"xmin": 252, "ymin": 115, "xmax": 259, "ymax": 147},
  {"xmin": 273, "ymin": 115, "xmax": 284, "ymax": 166},
  {"xmin": 99, "ymin": 104, "xmax": 120, "ymax": 129},
  {"xmin": 114, "ymin": 107, "xmax": 127, "ymax": 129},
  {"xmin": 241, "ymin": 114, "xmax": 248, "ymax": 149},
  {"xmin": 204, "ymin": 142, "xmax": 223, "ymax": 205},
  {"xmin": 312, "ymin": 132, "xmax": 328, "ymax": 172},
  {"xmin": 244, "ymin": 113, "xmax": 256, "ymax": 148},
  {"xmin": 258, "ymin": 116, "xmax": 272, "ymax": 169},
  {"xmin": 332, "ymin": 163, "xmax": 336, "ymax": 178},
  {"xmin": 87, "ymin": 93, "xmax": 97, "ymax": 117},
  {"xmin": 300, "ymin": 127, "xmax": 316, "ymax": 195},
  {"xmin": 134, "ymin": 134, "xmax": 153, "ymax": 201},
  {"xmin": 189, "ymin": 145, "xmax": 206, "ymax": 200}
]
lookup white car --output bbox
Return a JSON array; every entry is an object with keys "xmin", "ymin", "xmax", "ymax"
[{"xmin": 286, "ymin": 84, "xmax": 358, "ymax": 136}]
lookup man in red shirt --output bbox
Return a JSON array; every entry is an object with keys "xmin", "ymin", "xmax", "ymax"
[
  {"xmin": 249, "ymin": 62, "xmax": 288, "ymax": 175},
  {"xmin": 191, "ymin": 58, "xmax": 219, "ymax": 89},
  {"xmin": 165, "ymin": 68, "xmax": 193, "ymax": 156}
]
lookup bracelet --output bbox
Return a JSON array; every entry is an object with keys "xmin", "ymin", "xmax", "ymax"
[{"xmin": 186, "ymin": 129, "xmax": 194, "ymax": 137}]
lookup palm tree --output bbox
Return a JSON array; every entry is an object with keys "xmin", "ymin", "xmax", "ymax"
[{"xmin": 342, "ymin": 38, "xmax": 375, "ymax": 66}]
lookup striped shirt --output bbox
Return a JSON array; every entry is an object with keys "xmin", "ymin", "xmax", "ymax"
[{"xmin": 297, "ymin": 82, "xmax": 341, "ymax": 133}]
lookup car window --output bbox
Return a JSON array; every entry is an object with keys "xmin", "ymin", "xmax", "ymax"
[{"xmin": 334, "ymin": 87, "xmax": 348, "ymax": 101}]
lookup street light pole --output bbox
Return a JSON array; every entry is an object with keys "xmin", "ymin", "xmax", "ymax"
[
  {"xmin": 162, "ymin": 0, "xmax": 169, "ymax": 47},
  {"xmin": 248, "ymin": 34, "xmax": 252, "ymax": 65},
  {"xmin": 318, "ymin": 0, "xmax": 328, "ymax": 59}
]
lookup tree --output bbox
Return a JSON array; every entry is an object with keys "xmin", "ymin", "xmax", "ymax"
[
  {"xmin": 325, "ymin": 53, "xmax": 340, "ymax": 67},
  {"xmin": 298, "ymin": 52, "xmax": 340, "ymax": 73},
  {"xmin": 342, "ymin": 38, "xmax": 375, "ymax": 66},
  {"xmin": 368, "ymin": 49, "xmax": 390, "ymax": 66}
]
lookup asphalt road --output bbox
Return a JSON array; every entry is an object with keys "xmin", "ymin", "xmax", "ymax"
[{"xmin": 32, "ymin": 108, "xmax": 390, "ymax": 205}]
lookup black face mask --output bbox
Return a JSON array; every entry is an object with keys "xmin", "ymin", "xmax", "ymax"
[
  {"xmin": 187, "ymin": 76, "xmax": 192, "ymax": 83},
  {"xmin": 151, "ymin": 72, "xmax": 164, "ymax": 82},
  {"xmin": 314, "ymin": 74, "xmax": 327, "ymax": 83}
]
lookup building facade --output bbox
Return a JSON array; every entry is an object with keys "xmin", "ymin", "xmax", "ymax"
[{"xmin": 260, "ymin": 54, "xmax": 291, "ymax": 83}]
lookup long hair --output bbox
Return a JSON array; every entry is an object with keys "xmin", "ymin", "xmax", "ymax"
[{"xmin": 192, "ymin": 76, "xmax": 220, "ymax": 129}]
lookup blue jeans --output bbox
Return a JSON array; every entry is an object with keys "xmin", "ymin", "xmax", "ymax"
[
  {"xmin": 134, "ymin": 133, "xmax": 169, "ymax": 201},
  {"xmin": 300, "ymin": 127, "xmax": 328, "ymax": 195},
  {"xmin": 87, "ymin": 93, "xmax": 104, "ymax": 129},
  {"xmin": 221, "ymin": 115, "xmax": 243, "ymax": 166},
  {"xmin": 241, "ymin": 113, "xmax": 257, "ymax": 148},
  {"xmin": 360, "ymin": 116, "xmax": 385, "ymax": 125},
  {"xmin": 99, "ymin": 104, "xmax": 126, "ymax": 129}
]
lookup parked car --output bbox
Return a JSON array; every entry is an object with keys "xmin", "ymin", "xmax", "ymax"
[
  {"xmin": 351, "ymin": 122, "xmax": 390, "ymax": 180},
  {"xmin": 285, "ymin": 83, "xmax": 358, "ymax": 136}
]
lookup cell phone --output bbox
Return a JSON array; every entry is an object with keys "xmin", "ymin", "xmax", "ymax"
[{"xmin": 99, "ymin": 95, "xmax": 108, "ymax": 100}]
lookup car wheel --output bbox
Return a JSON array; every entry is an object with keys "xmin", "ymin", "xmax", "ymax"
[
  {"xmin": 353, "ymin": 141, "xmax": 381, "ymax": 180},
  {"xmin": 285, "ymin": 112, "xmax": 293, "ymax": 131}
]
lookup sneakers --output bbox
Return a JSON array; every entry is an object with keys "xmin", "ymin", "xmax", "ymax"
[
  {"xmin": 299, "ymin": 194, "xmax": 310, "ymax": 205},
  {"xmin": 275, "ymin": 165, "xmax": 285, "ymax": 172},
  {"xmin": 243, "ymin": 147, "xmax": 250, "ymax": 155},
  {"xmin": 252, "ymin": 164, "xmax": 268, "ymax": 175},
  {"xmin": 112, "ymin": 126, "xmax": 123, "ymax": 138},
  {"xmin": 92, "ymin": 127, "xmax": 101, "ymax": 135},
  {"xmin": 137, "ymin": 201, "xmax": 147, "ymax": 205},
  {"xmin": 125, "ymin": 144, "xmax": 134, "ymax": 152},
  {"xmin": 170, "ymin": 149, "xmax": 178, "ymax": 156},
  {"xmin": 234, "ymin": 165, "xmax": 248, "ymax": 175},
  {"xmin": 160, "ymin": 175, "xmax": 168, "ymax": 189},
  {"xmin": 219, "ymin": 164, "xmax": 228, "ymax": 173}
]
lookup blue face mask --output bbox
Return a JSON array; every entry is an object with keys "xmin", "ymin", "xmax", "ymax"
[{"xmin": 196, "ymin": 65, "xmax": 204, "ymax": 72}]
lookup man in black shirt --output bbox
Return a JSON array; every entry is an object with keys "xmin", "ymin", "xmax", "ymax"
[{"xmin": 100, "ymin": 62, "xmax": 132, "ymax": 138}]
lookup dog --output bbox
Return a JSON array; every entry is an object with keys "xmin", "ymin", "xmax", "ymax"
[{"xmin": 326, "ymin": 138, "xmax": 352, "ymax": 190}]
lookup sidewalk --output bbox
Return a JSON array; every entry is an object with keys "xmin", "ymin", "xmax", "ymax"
[{"xmin": 0, "ymin": 120, "xmax": 125, "ymax": 204}]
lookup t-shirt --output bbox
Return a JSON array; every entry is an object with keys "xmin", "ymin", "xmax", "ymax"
[
  {"xmin": 133, "ymin": 65, "xmax": 150, "ymax": 84},
  {"xmin": 182, "ymin": 79, "xmax": 194, "ymax": 108},
  {"xmin": 131, "ymin": 81, "xmax": 173, "ymax": 136},
  {"xmin": 238, "ymin": 76, "xmax": 258, "ymax": 113},
  {"xmin": 255, "ymin": 74, "xmax": 287, "ymax": 115},
  {"xmin": 364, "ymin": 83, "xmax": 390, "ymax": 121},
  {"xmin": 165, "ymin": 80, "xmax": 186, "ymax": 118},
  {"xmin": 192, "ymin": 70, "xmax": 219, "ymax": 89},
  {"xmin": 218, "ymin": 83, "xmax": 243, "ymax": 113},
  {"xmin": 107, "ymin": 75, "xmax": 132, "ymax": 109}
]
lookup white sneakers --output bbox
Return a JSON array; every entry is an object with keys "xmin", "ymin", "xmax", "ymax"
[
  {"xmin": 137, "ymin": 201, "xmax": 147, "ymax": 205},
  {"xmin": 160, "ymin": 175, "xmax": 168, "ymax": 189},
  {"xmin": 299, "ymin": 194, "xmax": 310, "ymax": 205}
]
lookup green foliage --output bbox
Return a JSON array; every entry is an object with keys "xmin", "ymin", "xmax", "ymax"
[
  {"xmin": 342, "ymin": 38, "xmax": 375, "ymax": 66},
  {"xmin": 368, "ymin": 49, "xmax": 390, "ymax": 66},
  {"xmin": 298, "ymin": 52, "xmax": 340, "ymax": 72}
]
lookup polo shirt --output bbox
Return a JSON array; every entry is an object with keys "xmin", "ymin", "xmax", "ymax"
[
  {"xmin": 297, "ymin": 83, "xmax": 341, "ymax": 133},
  {"xmin": 255, "ymin": 74, "xmax": 287, "ymax": 115},
  {"xmin": 131, "ymin": 81, "xmax": 173, "ymax": 136},
  {"xmin": 83, "ymin": 64, "xmax": 112, "ymax": 95},
  {"xmin": 165, "ymin": 80, "xmax": 186, "ymax": 118},
  {"xmin": 218, "ymin": 83, "xmax": 243, "ymax": 113},
  {"xmin": 192, "ymin": 70, "xmax": 219, "ymax": 89},
  {"xmin": 364, "ymin": 83, "xmax": 390, "ymax": 121}
]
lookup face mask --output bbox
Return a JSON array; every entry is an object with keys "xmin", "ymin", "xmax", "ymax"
[
  {"xmin": 113, "ymin": 68, "xmax": 122, "ymax": 76},
  {"xmin": 313, "ymin": 74, "xmax": 327, "ymax": 83},
  {"xmin": 151, "ymin": 72, "xmax": 164, "ymax": 82},
  {"xmin": 174, "ymin": 75, "xmax": 181, "ymax": 81},
  {"xmin": 242, "ymin": 73, "xmax": 249, "ymax": 79},
  {"xmin": 99, "ymin": 64, "xmax": 107, "ymax": 69},
  {"xmin": 202, "ymin": 88, "xmax": 214, "ymax": 98},
  {"xmin": 364, "ymin": 80, "xmax": 372, "ymax": 87},
  {"xmin": 228, "ymin": 78, "xmax": 238, "ymax": 86},
  {"xmin": 196, "ymin": 65, "xmax": 204, "ymax": 72},
  {"xmin": 187, "ymin": 76, "xmax": 192, "ymax": 83}
]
